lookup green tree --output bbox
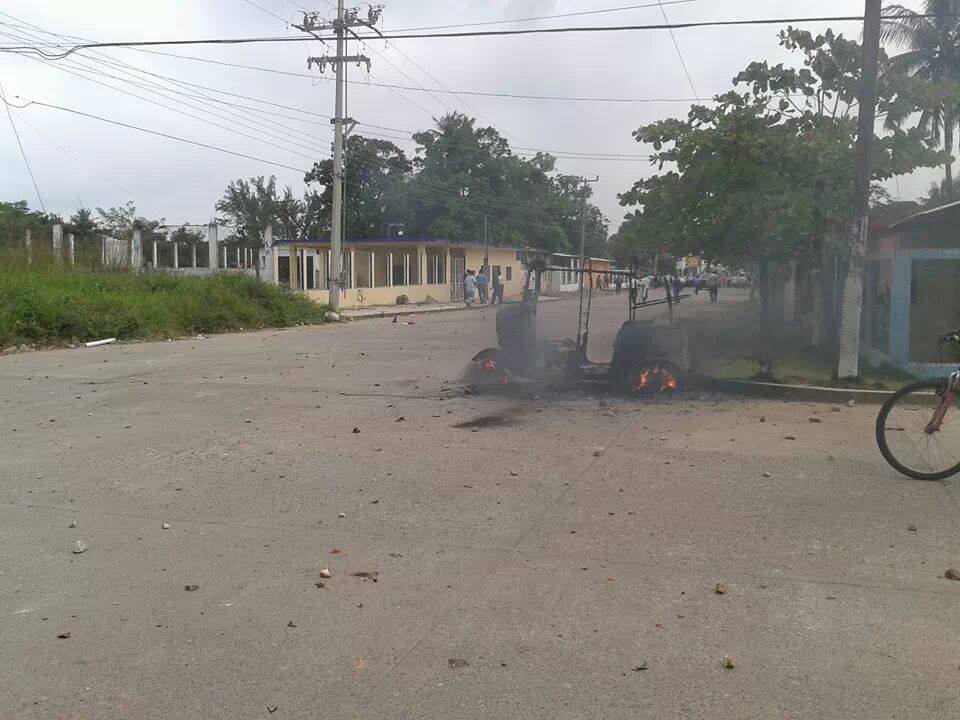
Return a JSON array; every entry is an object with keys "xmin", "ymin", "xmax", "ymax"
[
  {"xmin": 215, "ymin": 176, "xmax": 322, "ymax": 250},
  {"xmin": 67, "ymin": 207, "xmax": 99, "ymax": 241},
  {"xmin": 0, "ymin": 200, "xmax": 59, "ymax": 248},
  {"xmin": 304, "ymin": 135, "xmax": 412, "ymax": 239},
  {"xmin": 618, "ymin": 28, "xmax": 943, "ymax": 336},
  {"xmin": 882, "ymin": 1, "xmax": 960, "ymax": 197}
]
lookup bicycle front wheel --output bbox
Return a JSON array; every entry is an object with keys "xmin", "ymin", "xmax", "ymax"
[{"xmin": 876, "ymin": 379, "xmax": 960, "ymax": 480}]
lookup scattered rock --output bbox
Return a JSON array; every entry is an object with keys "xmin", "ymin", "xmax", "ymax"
[
  {"xmin": 759, "ymin": 416, "xmax": 766, "ymax": 423},
  {"xmin": 286, "ymin": 620, "xmax": 297, "ymax": 628},
  {"xmin": 161, "ymin": 523, "xmax": 171, "ymax": 530},
  {"xmin": 847, "ymin": 399, "xmax": 856, "ymax": 408},
  {"xmin": 592, "ymin": 447, "xmax": 604, "ymax": 457},
  {"xmin": 338, "ymin": 512, "xmax": 346, "ymax": 518},
  {"xmin": 319, "ymin": 568, "xmax": 332, "ymax": 578},
  {"xmin": 331, "ymin": 547, "xmax": 342, "ymax": 554},
  {"xmin": 714, "ymin": 582, "xmax": 727, "ymax": 595},
  {"xmin": 72, "ymin": 540, "xmax": 87, "ymax": 554},
  {"xmin": 67, "ymin": 520, "xmax": 77, "ymax": 529},
  {"xmin": 784, "ymin": 435, "xmax": 797, "ymax": 441},
  {"xmin": 659, "ymin": 436, "xmax": 667, "ymax": 441},
  {"xmin": 395, "ymin": 416, "xmax": 406, "ymax": 422},
  {"xmin": 350, "ymin": 570, "xmax": 379, "ymax": 582},
  {"xmin": 315, "ymin": 581, "xmax": 326, "ymax": 589},
  {"xmin": 325, "ymin": 311, "xmax": 341, "ymax": 322},
  {"xmin": 57, "ymin": 631, "xmax": 71, "ymax": 639},
  {"xmin": 267, "ymin": 707, "xmax": 278, "ymax": 715},
  {"xmin": 762, "ymin": 471, "xmax": 772, "ymax": 478},
  {"xmin": 448, "ymin": 658, "xmax": 469, "ymax": 669},
  {"xmin": 945, "ymin": 568, "xmax": 960, "ymax": 581},
  {"xmin": 809, "ymin": 417, "xmax": 822, "ymax": 424},
  {"xmin": 509, "ymin": 469, "xmax": 519, "ymax": 476},
  {"xmin": 632, "ymin": 662, "xmax": 648, "ymax": 672},
  {"xmin": 907, "ymin": 523, "xmax": 918, "ymax": 532},
  {"xmin": 352, "ymin": 427, "xmax": 360, "ymax": 434},
  {"xmin": 723, "ymin": 655, "xmax": 736, "ymax": 669},
  {"xmin": 184, "ymin": 584, "xmax": 199, "ymax": 591}
]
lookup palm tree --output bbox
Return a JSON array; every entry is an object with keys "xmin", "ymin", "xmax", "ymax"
[
  {"xmin": 882, "ymin": 1, "xmax": 960, "ymax": 198},
  {"xmin": 68, "ymin": 207, "xmax": 99, "ymax": 240}
]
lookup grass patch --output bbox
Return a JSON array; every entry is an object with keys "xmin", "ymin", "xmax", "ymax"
[
  {"xmin": 701, "ymin": 346, "xmax": 914, "ymax": 391},
  {"xmin": 0, "ymin": 256, "xmax": 329, "ymax": 347}
]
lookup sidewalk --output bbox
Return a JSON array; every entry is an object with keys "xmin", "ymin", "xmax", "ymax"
[{"xmin": 340, "ymin": 294, "xmax": 565, "ymax": 320}]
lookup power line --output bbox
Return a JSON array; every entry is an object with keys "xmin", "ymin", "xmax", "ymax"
[
  {"xmin": 11, "ymin": 109, "xmax": 168, "ymax": 217},
  {"xmin": 239, "ymin": 0, "xmax": 292, "ymax": 25},
  {"xmin": 0, "ymin": 16, "xmax": 902, "ymax": 58},
  {"xmin": 384, "ymin": 0, "xmax": 708, "ymax": 32},
  {"xmin": 0, "ymin": 78, "xmax": 45, "ymax": 212},
  {"xmin": 658, "ymin": 0, "xmax": 700, "ymax": 99},
  {"xmin": 4, "ymin": 97, "xmax": 312, "ymax": 174}
]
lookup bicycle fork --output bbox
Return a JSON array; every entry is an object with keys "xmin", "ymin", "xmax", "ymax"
[{"xmin": 926, "ymin": 371, "xmax": 960, "ymax": 434}]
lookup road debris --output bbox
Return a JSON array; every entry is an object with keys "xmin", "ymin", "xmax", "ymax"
[
  {"xmin": 350, "ymin": 570, "xmax": 379, "ymax": 582},
  {"xmin": 510, "ymin": 469, "xmax": 519, "ymax": 476},
  {"xmin": 762, "ymin": 471, "xmax": 772, "ymax": 478},
  {"xmin": 592, "ymin": 447, "xmax": 604, "ymax": 457},
  {"xmin": 784, "ymin": 435, "xmax": 797, "ymax": 440},
  {"xmin": 161, "ymin": 523, "xmax": 171, "ymax": 530},
  {"xmin": 714, "ymin": 582, "xmax": 727, "ymax": 595},
  {"xmin": 57, "ymin": 631, "xmax": 71, "ymax": 639},
  {"xmin": 315, "ymin": 581, "xmax": 326, "ymax": 589},
  {"xmin": 72, "ymin": 540, "xmax": 87, "ymax": 554},
  {"xmin": 331, "ymin": 547, "xmax": 342, "ymax": 554},
  {"xmin": 759, "ymin": 416, "xmax": 766, "ymax": 423},
  {"xmin": 338, "ymin": 512, "xmax": 346, "ymax": 518},
  {"xmin": 184, "ymin": 584, "xmax": 199, "ymax": 591},
  {"xmin": 723, "ymin": 655, "xmax": 736, "ymax": 669},
  {"xmin": 287, "ymin": 621, "xmax": 297, "ymax": 628},
  {"xmin": 353, "ymin": 659, "xmax": 369, "ymax": 676},
  {"xmin": 68, "ymin": 520, "xmax": 77, "ymax": 528},
  {"xmin": 847, "ymin": 399, "xmax": 856, "ymax": 407},
  {"xmin": 907, "ymin": 524, "xmax": 918, "ymax": 532},
  {"xmin": 267, "ymin": 706, "xmax": 278, "ymax": 714},
  {"xmin": 632, "ymin": 662, "xmax": 648, "ymax": 671},
  {"xmin": 944, "ymin": 568, "xmax": 960, "ymax": 581},
  {"xmin": 326, "ymin": 311, "xmax": 341, "ymax": 322},
  {"xmin": 448, "ymin": 658, "xmax": 469, "ymax": 669},
  {"xmin": 809, "ymin": 417, "xmax": 822, "ymax": 424},
  {"xmin": 395, "ymin": 416, "xmax": 406, "ymax": 422},
  {"xmin": 84, "ymin": 338, "xmax": 117, "ymax": 348},
  {"xmin": 352, "ymin": 427, "xmax": 361, "ymax": 433},
  {"xmin": 319, "ymin": 568, "xmax": 332, "ymax": 578}
]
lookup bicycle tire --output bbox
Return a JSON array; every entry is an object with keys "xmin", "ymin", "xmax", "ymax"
[{"xmin": 875, "ymin": 379, "xmax": 960, "ymax": 480}]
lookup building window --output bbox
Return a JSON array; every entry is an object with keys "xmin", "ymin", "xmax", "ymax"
[
  {"xmin": 278, "ymin": 256, "xmax": 290, "ymax": 285},
  {"xmin": 355, "ymin": 250, "xmax": 373, "ymax": 288},
  {"xmin": 374, "ymin": 251, "xmax": 390, "ymax": 286},
  {"xmin": 505, "ymin": 266, "xmax": 512, "ymax": 281},
  {"xmin": 392, "ymin": 252, "xmax": 406, "ymax": 286},
  {"xmin": 427, "ymin": 250, "xmax": 446, "ymax": 284}
]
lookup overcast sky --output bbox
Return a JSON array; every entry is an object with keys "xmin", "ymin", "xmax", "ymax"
[{"xmin": 0, "ymin": 0, "xmax": 935, "ymax": 234}]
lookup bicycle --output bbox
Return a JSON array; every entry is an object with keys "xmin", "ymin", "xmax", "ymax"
[{"xmin": 876, "ymin": 330, "xmax": 960, "ymax": 480}]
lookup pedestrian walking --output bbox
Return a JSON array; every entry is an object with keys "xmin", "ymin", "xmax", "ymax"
[
  {"xmin": 464, "ymin": 269, "xmax": 477, "ymax": 307},
  {"xmin": 705, "ymin": 269, "xmax": 720, "ymax": 303},
  {"xmin": 615, "ymin": 275, "xmax": 622, "ymax": 295},
  {"xmin": 476, "ymin": 268, "xmax": 489, "ymax": 303}
]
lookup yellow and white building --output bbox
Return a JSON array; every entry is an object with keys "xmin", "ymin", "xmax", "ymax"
[{"xmin": 269, "ymin": 237, "xmax": 528, "ymax": 308}]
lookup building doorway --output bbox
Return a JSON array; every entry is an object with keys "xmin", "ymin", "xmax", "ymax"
[{"xmin": 450, "ymin": 251, "xmax": 465, "ymax": 301}]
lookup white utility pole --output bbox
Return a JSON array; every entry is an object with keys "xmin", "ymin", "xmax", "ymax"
[
  {"xmin": 837, "ymin": 0, "xmax": 882, "ymax": 378},
  {"xmin": 296, "ymin": 3, "xmax": 380, "ymax": 311},
  {"xmin": 576, "ymin": 175, "xmax": 599, "ymax": 352}
]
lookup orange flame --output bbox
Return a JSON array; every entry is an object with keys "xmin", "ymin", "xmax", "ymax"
[{"xmin": 634, "ymin": 366, "xmax": 679, "ymax": 393}]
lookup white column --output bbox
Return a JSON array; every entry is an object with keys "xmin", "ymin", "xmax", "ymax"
[
  {"xmin": 418, "ymin": 245, "xmax": 426, "ymax": 285},
  {"xmin": 207, "ymin": 224, "xmax": 218, "ymax": 269},
  {"xmin": 388, "ymin": 252, "xmax": 394, "ymax": 286},
  {"xmin": 222, "ymin": 246, "xmax": 227, "ymax": 268},
  {"xmin": 130, "ymin": 229, "xmax": 143, "ymax": 272},
  {"xmin": 172, "ymin": 241, "xmax": 179, "ymax": 269},
  {"xmin": 152, "ymin": 239, "xmax": 158, "ymax": 268},
  {"xmin": 52, "ymin": 224, "xmax": 63, "ymax": 263},
  {"xmin": 350, "ymin": 249, "xmax": 356, "ymax": 290},
  {"xmin": 24, "ymin": 229, "xmax": 32, "ymax": 264},
  {"xmin": 404, "ymin": 253, "xmax": 410, "ymax": 286},
  {"xmin": 191, "ymin": 243, "xmax": 197, "ymax": 268},
  {"xmin": 68, "ymin": 233, "xmax": 75, "ymax": 266},
  {"xmin": 236, "ymin": 245, "xmax": 241, "ymax": 268}
]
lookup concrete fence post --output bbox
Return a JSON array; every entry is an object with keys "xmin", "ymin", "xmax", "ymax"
[
  {"xmin": 172, "ymin": 239, "xmax": 179, "ymax": 269},
  {"xmin": 24, "ymin": 228, "xmax": 32, "ymax": 263},
  {"xmin": 130, "ymin": 229, "xmax": 143, "ymax": 272},
  {"xmin": 191, "ymin": 243, "xmax": 197, "ymax": 268},
  {"xmin": 222, "ymin": 246, "xmax": 228, "ymax": 268},
  {"xmin": 236, "ymin": 245, "xmax": 241, "ymax": 268},
  {"xmin": 152, "ymin": 238, "xmax": 158, "ymax": 269},
  {"xmin": 207, "ymin": 224, "xmax": 218, "ymax": 269},
  {"xmin": 52, "ymin": 224, "xmax": 63, "ymax": 263},
  {"xmin": 68, "ymin": 233, "xmax": 76, "ymax": 266}
]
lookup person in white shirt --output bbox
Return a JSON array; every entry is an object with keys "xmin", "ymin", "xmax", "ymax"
[{"xmin": 464, "ymin": 270, "xmax": 477, "ymax": 307}]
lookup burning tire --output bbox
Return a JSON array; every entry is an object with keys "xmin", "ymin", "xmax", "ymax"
[
  {"xmin": 625, "ymin": 358, "xmax": 682, "ymax": 395},
  {"xmin": 468, "ymin": 348, "xmax": 509, "ymax": 389}
]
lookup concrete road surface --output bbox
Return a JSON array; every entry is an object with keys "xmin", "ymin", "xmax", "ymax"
[{"xmin": 3, "ymin": 291, "xmax": 960, "ymax": 719}]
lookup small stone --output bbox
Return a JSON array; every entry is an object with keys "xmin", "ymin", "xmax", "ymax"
[
  {"xmin": 944, "ymin": 568, "xmax": 960, "ymax": 581},
  {"xmin": 509, "ymin": 469, "xmax": 519, "ymax": 476},
  {"xmin": 72, "ymin": 540, "xmax": 87, "ymax": 554},
  {"xmin": 319, "ymin": 568, "xmax": 332, "ymax": 578},
  {"xmin": 809, "ymin": 417, "xmax": 821, "ymax": 424},
  {"xmin": 632, "ymin": 662, "xmax": 648, "ymax": 671},
  {"xmin": 592, "ymin": 447, "xmax": 603, "ymax": 457},
  {"xmin": 659, "ymin": 436, "xmax": 667, "ymax": 441},
  {"xmin": 907, "ymin": 523, "xmax": 917, "ymax": 532},
  {"xmin": 161, "ymin": 523, "xmax": 171, "ymax": 530},
  {"xmin": 338, "ymin": 512, "xmax": 346, "ymax": 518},
  {"xmin": 352, "ymin": 427, "xmax": 360, "ymax": 434},
  {"xmin": 184, "ymin": 584, "xmax": 199, "ymax": 591},
  {"xmin": 723, "ymin": 655, "xmax": 736, "ymax": 669},
  {"xmin": 762, "ymin": 471, "xmax": 772, "ymax": 478},
  {"xmin": 759, "ymin": 416, "xmax": 766, "ymax": 422},
  {"xmin": 287, "ymin": 620, "xmax": 297, "ymax": 628},
  {"xmin": 714, "ymin": 582, "xmax": 727, "ymax": 595},
  {"xmin": 784, "ymin": 435, "xmax": 796, "ymax": 440},
  {"xmin": 67, "ymin": 520, "xmax": 77, "ymax": 529},
  {"xmin": 57, "ymin": 631, "xmax": 71, "ymax": 639},
  {"xmin": 448, "ymin": 658, "xmax": 469, "ymax": 669},
  {"xmin": 395, "ymin": 416, "xmax": 406, "ymax": 422},
  {"xmin": 847, "ymin": 399, "xmax": 856, "ymax": 407}
]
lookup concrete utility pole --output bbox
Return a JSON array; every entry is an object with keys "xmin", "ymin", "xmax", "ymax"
[
  {"xmin": 837, "ymin": 0, "xmax": 882, "ymax": 379},
  {"xmin": 576, "ymin": 175, "xmax": 599, "ymax": 352},
  {"xmin": 296, "ymin": 3, "xmax": 380, "ymax": 311},
  {"xmin": 483, "ymin": 216, "xmax": 489, "ymax": 276}
]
